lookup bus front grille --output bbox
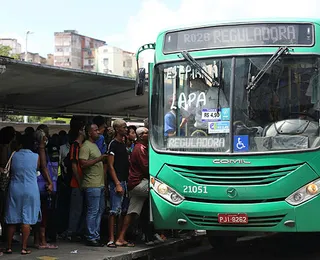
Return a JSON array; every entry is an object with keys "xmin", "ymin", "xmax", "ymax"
[
  {"xmin": 170, "ymin": 164, "xmax": 302, "ymax": 186},
  {"xmin": 185, "ymin": 213, "xmax": 286, "ymax": 228}
]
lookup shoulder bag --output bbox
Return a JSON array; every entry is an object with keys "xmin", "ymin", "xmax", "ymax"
[{"xmin": 0, "ymin": 151, "xmax": 16, "ymax": 192}]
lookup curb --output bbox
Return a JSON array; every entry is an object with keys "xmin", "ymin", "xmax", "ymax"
[{"xmin": 104, "ymin": 235, "xmax": 205, "ymax": 260}]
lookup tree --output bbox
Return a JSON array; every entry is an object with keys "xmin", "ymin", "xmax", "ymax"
[
  {"xmin": 126, "ymin": 71, "xmax": 136, "ymax": 79},
  {"xmin": 0, "ymin": 45, "xmax": 19, "ymax": 59},
  {"xmin": 6, "ymin": 115, "xmax": 23, "ymax": 122},
  {"xmin": 5, "ymin": 115, "xmax": 70, "ymax": 123}
]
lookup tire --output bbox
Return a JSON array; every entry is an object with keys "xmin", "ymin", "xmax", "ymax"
[{"xmin": 207, "ymin": 235, "xmax": 237, "ymax": 249}]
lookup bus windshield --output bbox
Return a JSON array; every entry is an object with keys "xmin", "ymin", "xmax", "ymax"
[{"xmin": 151, "ymin": 55, "xmax": 320, "ymax": 154}]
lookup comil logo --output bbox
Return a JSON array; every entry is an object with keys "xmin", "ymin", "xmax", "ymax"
[{"xmin": 213, "ymin": 159, "xmax": 251, "ymax": 164}]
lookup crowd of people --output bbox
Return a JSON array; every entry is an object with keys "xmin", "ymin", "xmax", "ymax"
[{"xmin": 0, "ymin": 115, "xmax": 167, "ymax": 256}]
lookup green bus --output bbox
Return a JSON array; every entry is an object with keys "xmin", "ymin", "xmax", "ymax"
[{"xmin": 135, "ymin": 18, "xmax": 320, "ymax": 247}]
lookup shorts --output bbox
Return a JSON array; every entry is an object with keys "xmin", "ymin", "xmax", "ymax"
[
  {"xmin": 127, "ymin": 179, "xmax": 149, "ymax": 216},
  {"xmin": 108, "ymin": 181, "xmax": 129, "ymax": 216}
]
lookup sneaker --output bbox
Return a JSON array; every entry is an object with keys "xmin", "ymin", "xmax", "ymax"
[
  {"xmin": 57, "ymin": 232, "xmax": 68, "ymax": 240},
  {"xmin": 86, "ymin": 240, "xmax": 105, "ymax": 247},
  {"xmin": 154, "ymin": 233, "xmax": 165, "ymax": 243},
  {"xmin": 70, "ymin": 235, "xmax": 82, "ymax": 242},
  {"xmin": 145, "ymin": 240, "xmax": 155, "ymax": 246},
  {"xmin": 160, "ymin": 234, "xmax": 167, "ymax": 241}
]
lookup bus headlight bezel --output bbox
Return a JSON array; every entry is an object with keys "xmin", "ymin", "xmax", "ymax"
[
  {"xmin": 150, "ymin": 177, "xmax": 184, "ymax": 205},
  {"xmin": 285, "ymin": 178, "xmax": 320, "ymax": 206}
]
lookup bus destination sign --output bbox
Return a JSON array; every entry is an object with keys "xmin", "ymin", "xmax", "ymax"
[{"xmin": 163, "ymin": 23, "xmax": 314, "ymax": 53}]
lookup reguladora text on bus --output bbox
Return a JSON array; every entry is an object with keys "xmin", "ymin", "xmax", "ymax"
[{"xmin": 163, "ymin": 23, "xmax": 314, "ymax": 53}]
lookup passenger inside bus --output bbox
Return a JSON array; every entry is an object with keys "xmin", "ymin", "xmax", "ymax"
[
  {"xmin": 183, "ymin": 73, "xmax": 229, "ymax": 132},
  {"xmin": 164, "ymin": 97, "xmax": 187, "ymax": 137}
]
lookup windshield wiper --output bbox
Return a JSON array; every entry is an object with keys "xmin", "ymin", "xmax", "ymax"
[
  {"xmin": 246, "ymin": 46, "xmax": 290, "ymax": 92},
  {"xmin": 180, "ymin": 51, "xmax": 220, "ymax": 87},
  {"xmin": 246, "ymin": 46, "xmax": 291, "ymax": 120}
]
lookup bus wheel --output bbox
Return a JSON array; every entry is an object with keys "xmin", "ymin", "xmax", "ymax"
[{"xmin": 207, "ymin": 235, "xmax": 237, "ymax": 249}]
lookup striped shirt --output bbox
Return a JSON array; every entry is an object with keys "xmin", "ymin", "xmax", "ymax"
[{"xmin": 69, "ymin": 140, "xmax": 83, "ymax": 188}]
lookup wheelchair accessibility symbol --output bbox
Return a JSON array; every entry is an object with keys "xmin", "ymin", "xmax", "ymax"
[{"xmin": 234, "ymin": 135, "xmax": 249, "ymax": 152}]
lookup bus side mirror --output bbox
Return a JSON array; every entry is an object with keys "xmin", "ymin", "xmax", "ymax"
[{"xmin": 135, "ymin": 68, "xmax": 146, "ymax": 96}]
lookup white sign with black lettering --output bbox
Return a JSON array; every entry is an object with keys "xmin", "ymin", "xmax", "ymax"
[{"xmin": 208, "ymin": 121, "xmax": 230, "ymax": 134}]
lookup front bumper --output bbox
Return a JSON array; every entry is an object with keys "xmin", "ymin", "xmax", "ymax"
[{"xmin": 150, "ymin": 190, "xmax": 320, "ymax": 232}]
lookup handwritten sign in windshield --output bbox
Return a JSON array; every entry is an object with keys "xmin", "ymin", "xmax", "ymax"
[{"xmin": 163, "ymin": 23, "xmax": 314, "ymax": 53}]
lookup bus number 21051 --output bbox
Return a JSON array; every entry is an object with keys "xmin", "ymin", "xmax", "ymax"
[{"xmin": 183, "ymin": 185, "xmax": 208, "ymax": 194}]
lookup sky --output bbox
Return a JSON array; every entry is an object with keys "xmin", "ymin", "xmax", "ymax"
[{"xmin": 1, "ymin": 0, "xmax": 320, "ymax": 64}]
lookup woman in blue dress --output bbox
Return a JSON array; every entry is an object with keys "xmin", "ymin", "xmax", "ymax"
[{"xmin": 4, "ymin": 133, "xmax": 41, "ymax": 255}]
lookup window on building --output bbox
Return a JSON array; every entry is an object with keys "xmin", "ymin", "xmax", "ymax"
[
  {"xmin": 126, "ymin": 59, "xmax": 132, "ymax": 68},
  {"xmin": 103, "ymin": 58, "xmax": 109, "ymax": 67},
  {"xmin": 123, "ymin": 61, "xmax": 126, "ymax": 67}
]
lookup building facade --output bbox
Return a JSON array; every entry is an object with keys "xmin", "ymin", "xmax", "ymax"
[
  {"xmin": 0, "ymin": 38, "xmax": 22, "ymax": 55},
  {"xmin": 54, "ymin": 30, "xmax": 105, "ymax": 71},
  {"xmin": 46, "ymin": 54, "xmax": 54, "ymax": 66},
  {"xmin": 95, "ymin": 45, "xmax": 143, "ymax": 78},
  {"xmin": 20, "ymin": 52, "xmax": 46, "ymax": 64}
]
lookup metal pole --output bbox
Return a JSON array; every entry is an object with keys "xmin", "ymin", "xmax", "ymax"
[
  {"xmin": 25, "ymin": 31, "xmax": 28, "ymax": 62},
  {"xmin": 25, "ymin": 31, "xmax": 34, "ymax": 62},
  {"xmin": 229, "ymin": 57, "xmax": 236, "ymax": 153},
  {"xmin": 24, "ymin": 31, "xmax": 31, "ymax": 123}
]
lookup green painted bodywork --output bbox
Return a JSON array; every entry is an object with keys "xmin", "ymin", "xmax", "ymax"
[{"xmin": 146, "ymin": 18, "xmax": 320, "ymax": 232}]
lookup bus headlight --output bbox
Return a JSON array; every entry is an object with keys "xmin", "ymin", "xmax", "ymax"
[
  {"xmin": 285, "ymin": 178, "xmax": 320, "ymax": 206},
  {"xmin": 150, "ymin": 177, "xmax": 184, "ymax": 205}
]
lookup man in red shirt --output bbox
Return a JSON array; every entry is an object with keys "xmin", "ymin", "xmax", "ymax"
[
  {"xmin": 66, "ymin": 125, "xmax": 86, "ymax": 242},
  {"xmin": 115, "ymin": 127, "xmax": 149, "ymax": 246}
]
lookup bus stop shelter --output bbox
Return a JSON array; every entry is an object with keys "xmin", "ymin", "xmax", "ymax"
[{"xmin": 0, "ymin": 57, "xmax": 148, "ymax": 120}]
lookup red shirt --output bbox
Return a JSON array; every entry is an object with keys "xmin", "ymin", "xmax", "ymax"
[
  {"xmin": 69, "ymin": 141, "xmax": 83, "ymax": 188},
  {"xmin": 128, "ymin": 142, "xmax": 148, "ymax": 190}
]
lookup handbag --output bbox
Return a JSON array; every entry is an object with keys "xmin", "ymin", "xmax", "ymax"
[
  {"xmin": 37, "ymin": 152, "xmax": 58, "ymax": 194},
  {"xmin": 0, "ymin": 151, "xmax": 16, "ymax": 192}
]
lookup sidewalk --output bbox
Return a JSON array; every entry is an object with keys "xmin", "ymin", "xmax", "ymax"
[{"xmin": 1, "ymin": 234, "xmax": 204, "ymax": 260}]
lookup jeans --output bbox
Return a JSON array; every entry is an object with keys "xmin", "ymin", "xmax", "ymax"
[
  {"xmin": 108, "ymin": 181, "xmax": 129, "ymax": 216},
  {"xmin": 68, "ymin": 188, "xmax": 85, "ymax": 235},
  {"xmin": 84, "ymin": 187, "xmax": 105, "ymax": 241}
]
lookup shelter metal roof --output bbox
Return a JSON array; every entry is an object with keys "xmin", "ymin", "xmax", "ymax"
[{"xmin": 0, "ymin": 57, "xmax": 148, "ymax": 120}]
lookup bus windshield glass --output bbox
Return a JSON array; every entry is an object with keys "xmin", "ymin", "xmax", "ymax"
[{"xmin": 151, "ymin": 55, "xmax": 320, "ymax": 153}]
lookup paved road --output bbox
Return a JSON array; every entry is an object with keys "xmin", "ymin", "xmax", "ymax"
[
  {"xmin": 0, "ymin": 235, "xmax": 198, "ymax": 260},
  {"xmin": 168, "ymin": 233, "xmax": 320, "ymax": 260}
]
